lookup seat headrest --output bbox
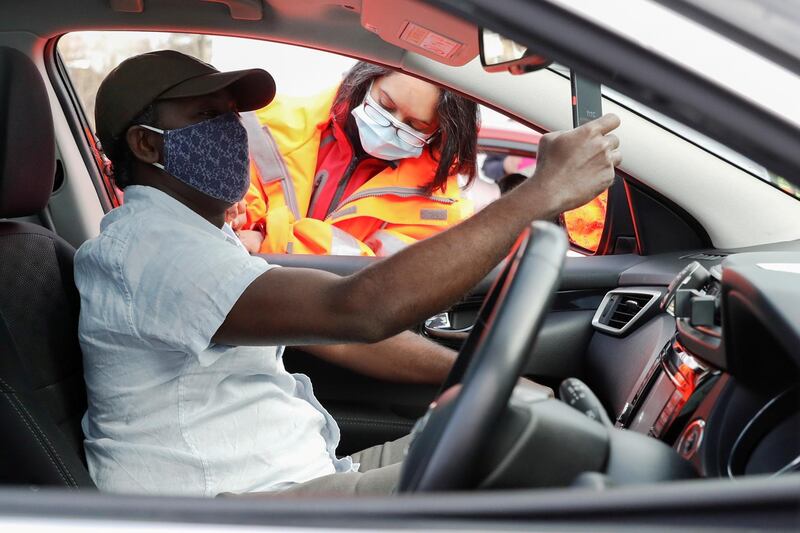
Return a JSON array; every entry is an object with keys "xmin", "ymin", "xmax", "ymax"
[{"xmin": 0, "ymin": 47, "xmax": 56, "ymax": 218}]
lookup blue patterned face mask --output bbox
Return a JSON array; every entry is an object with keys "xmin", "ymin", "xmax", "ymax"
[{"xmin": 139, "ymin": 112, "xmax": 250, "ymax": 204}]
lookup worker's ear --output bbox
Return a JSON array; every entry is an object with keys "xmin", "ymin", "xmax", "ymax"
[{"xmin": 126, "ymin": 125, "xmax": 163, "ymax": 165}]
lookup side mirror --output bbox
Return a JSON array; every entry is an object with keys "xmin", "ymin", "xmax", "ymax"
[{"xmin": 479, "ymin": 28, "xmax": 553, "ymax": 75}]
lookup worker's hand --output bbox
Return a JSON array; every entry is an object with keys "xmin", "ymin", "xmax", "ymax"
[
  {"xmin": 528, "ymin": 114, "xmax": 621, "ymax": 214},
  {"xmin": 236, "ymin": 229, "xmax": 264, "ymax": 254},
  {"xmin": 225, "ymin": 200, "xmax": 248, "ymax": 231}
]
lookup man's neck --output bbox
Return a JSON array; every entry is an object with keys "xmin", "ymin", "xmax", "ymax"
[{"xmin": 132, "ymin": 171, "xmax": 227, "ymax": 228}]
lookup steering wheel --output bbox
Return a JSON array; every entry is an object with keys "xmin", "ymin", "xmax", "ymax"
[{"xmin": 398, "ymin": 221, "xmax": 568, "ymax": 492}]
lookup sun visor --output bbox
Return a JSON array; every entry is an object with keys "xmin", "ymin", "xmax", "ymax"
[
  {"xmin": 109, "ymin": 0, "xmax": 263, "ymax": 20},
  {"xmin": 361, "ymin": 0, "xmax": 478, "ymax": 66}
]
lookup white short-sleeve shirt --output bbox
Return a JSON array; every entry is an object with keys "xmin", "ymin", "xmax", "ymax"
[{"xmin": 75, "ymin": 185, "xmax": 353, "ymax": 496}]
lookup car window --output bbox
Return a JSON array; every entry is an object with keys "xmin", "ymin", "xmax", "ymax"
[
  {"xmin": 466, "ymin": 107, "xmax": 607, "ymax": 254},
  {"xmin": 58, "ymin": 32, "xmax": 607, "ymax": 257},
  {"xmin": 58, "ymin": 32, "xmax": 357, "ymax": 131}
]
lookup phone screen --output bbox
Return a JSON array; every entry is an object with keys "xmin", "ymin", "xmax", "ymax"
[{"xmin": 570, "ymin": 71, "xmax": 602, "ymax": 128}]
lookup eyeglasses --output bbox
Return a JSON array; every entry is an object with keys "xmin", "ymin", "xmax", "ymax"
[{"xmin": 362, "ymin": 88, "xmax": 438, "ymax": 148}]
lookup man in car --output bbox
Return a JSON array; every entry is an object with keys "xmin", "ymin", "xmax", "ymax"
[{"xmin": 77, "ymin": 50, "xmax": 621, "ymax": 497}]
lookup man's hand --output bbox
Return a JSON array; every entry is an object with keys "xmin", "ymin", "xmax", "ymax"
[
  {"xmin": 214, "ymin": 114, "xmax": 621, "ymax": 347},
  {"xmin": 530, "ymin": 114, "xmax": 621, "ymax": 214}
]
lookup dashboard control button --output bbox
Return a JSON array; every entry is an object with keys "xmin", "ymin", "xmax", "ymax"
[{"xmin": 677, "ymin": 419, "xmax": 706, "ymax": 460}]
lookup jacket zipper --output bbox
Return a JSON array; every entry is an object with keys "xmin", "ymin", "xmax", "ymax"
[
  {"xmin": 325, "ymin": 155, "xmax": 363, "ymax": 219},
  {"xmin": 307, "ymin": 169, "xmax": 331, "ymax": 217}
]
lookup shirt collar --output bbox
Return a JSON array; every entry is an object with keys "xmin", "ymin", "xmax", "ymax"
[{"xmin": 120, "ymin": 185, "xmax": 240, "ymax": 245}]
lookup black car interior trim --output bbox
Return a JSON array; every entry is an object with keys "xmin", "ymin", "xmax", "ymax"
[
  {"xmin": 44, "ymin": 37, "xmax": 115, "ymax": 214},
  {"xmin": 623, "ymin": 178, "xmax": 712, "ymax": 254}
]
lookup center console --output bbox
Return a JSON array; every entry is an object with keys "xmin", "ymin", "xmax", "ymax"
[
  {"xmin": 616, "ymin": 336, "xmax": 713, "ymax": 440},
  {"xmin": 591, "ymin": 253, "xmax": 800, "ymax": 479},
  {"xmin": 611, "ymin": 261, "xmax": 724, "ymax": 458}
]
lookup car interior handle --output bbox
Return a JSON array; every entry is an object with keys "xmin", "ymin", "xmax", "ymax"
[{"xmin": 423, "ymin": 324, "xmax": 473, "ymax": 341}]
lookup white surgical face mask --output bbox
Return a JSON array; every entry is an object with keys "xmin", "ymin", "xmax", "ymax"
[{"xmin": 350, "ymin": 85, "xmax": 435, "ymax": 161}]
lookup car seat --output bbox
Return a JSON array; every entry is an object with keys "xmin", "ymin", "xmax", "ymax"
[{"xmin": 0, "ymin": 46, "xmax": 94, "ymax": 488}]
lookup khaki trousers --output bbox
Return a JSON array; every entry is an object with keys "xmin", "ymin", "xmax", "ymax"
[{"xmin": 245, "ymin": 433, "xmax": 412, "ymax": 497}]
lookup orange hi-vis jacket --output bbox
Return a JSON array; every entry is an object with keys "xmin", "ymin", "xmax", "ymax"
[{"xmin": 241, "ymin": 87, "xmax": 473, "ymax": 256}]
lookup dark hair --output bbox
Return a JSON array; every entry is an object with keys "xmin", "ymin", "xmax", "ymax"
[
  {"xmin": 498, "ymin": 172, "xmax": 527, "ymax": 195},
  {"xmin": 104, "ymin": 103, "xmax": 160, "ymax": 189},
  {"xmin": 332, "ymin": 62, "xmax": 479, "ymax": 192}
]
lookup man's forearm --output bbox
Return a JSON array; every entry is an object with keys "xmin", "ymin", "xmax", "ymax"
[
  {"xmin": 301, "ymin": 331, "xmax": 456, "ymax": 384},
  {"xmin": 336, "ymin": 117, "xmax": 620, "ymax": 342},
  {"xmin": 214, "ymin": 115, "xmax": 620, "ymax": 347},
  {"xmin": 336, "ymin": 177, "xmax": 559, "ymax": 341}
]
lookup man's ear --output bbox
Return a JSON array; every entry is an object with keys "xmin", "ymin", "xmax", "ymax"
[{"xmin": 126, "ymin": 126, "xmax": 162, "ymax": 165}]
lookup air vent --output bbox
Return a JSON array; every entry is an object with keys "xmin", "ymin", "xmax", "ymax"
[
  {"xmin": 681, "ymin": 252, "xmax": 728, "ymax": 261},
  {"xmin": 592, "ymin": 289, "xmax": 661, "ymax": 336}
]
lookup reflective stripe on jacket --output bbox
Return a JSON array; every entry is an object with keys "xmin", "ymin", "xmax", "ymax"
[{"xmin": 242, "ymin": 87, "xmax": 473, "ymax": 256}]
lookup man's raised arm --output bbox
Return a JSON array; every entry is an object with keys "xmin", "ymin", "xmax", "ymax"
[{"xmin": 213, "ymin": 114, "xmax": 621, "ymax": 347}]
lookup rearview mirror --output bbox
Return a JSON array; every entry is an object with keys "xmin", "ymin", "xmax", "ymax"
[{"xmin": 479, "ymin": 28, "xmax": 553, "ymax": 75}]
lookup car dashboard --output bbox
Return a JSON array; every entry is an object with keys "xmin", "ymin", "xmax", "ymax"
[{"xmin": 586, "ymin": 249, "xmax": 800, "ymax": 481}]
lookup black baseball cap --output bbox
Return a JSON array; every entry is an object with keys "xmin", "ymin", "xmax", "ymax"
[{"xmin": 95, "ymin": 50, "xmax": 275, "ymax": 151}]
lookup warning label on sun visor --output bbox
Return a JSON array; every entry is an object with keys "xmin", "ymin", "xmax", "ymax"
[{"xmin": 400, "ymin": 22, "xmax": 462, "ymax": 58}]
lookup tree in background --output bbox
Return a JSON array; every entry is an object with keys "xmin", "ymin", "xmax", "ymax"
[{"xmin": 59, "ymin": 32, "xmax": 212, "ymax": 129}]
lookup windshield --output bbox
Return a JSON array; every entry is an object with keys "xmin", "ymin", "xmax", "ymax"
[
  {"xmin": 655, "ymin": 0, "xmax": 800, "ymax": 76},
  {"xmin": 603, "ymin": 88, "xmax": 800, "ymax": 200},
  {"xmin": 553, "ymin": 0, "xmax": 800, "ymax": 130},
  {"xmin": 548, "ymin": 63, "xmax": 800, "ymax": 201}
]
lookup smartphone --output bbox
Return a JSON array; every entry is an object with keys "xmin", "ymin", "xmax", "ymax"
[{"xmin": 570, "ymin": 71, "xmax": 602, "ymax": 128}]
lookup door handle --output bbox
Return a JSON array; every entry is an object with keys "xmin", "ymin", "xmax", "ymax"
[
  {"xmin": 423, "ymin": 324, "xmax": 473, "ymax": 341},
  {"xmin": 423, "ymin": 313, "xmax": 472, "ymax": 341}
]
